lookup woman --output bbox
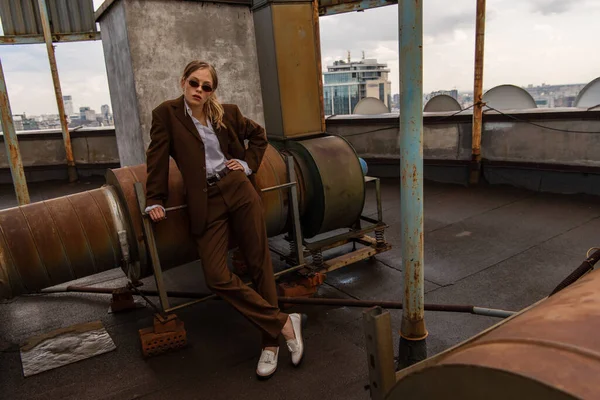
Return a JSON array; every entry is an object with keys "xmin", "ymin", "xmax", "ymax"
[{"xmin": 144, "ymin": 60, "xmax": 304, "ymax": 379}]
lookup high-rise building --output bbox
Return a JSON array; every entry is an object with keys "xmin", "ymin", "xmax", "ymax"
[
  {"xmin": 63, "ymin": 95, "xmax": 74, "ymax": 116},
  {"xmin": 100, "ymin": 104, "xmax": 113, "ymax": 125},
  {"xmin": 79, "ymin": 106, "xmax": 96, "ymax": 121},
  {"xmin": 322, "ymin": 56, "xmax": 392, "ymax": 115},
  {"xmin": 80, "ymin": 106, "xmax": 90, "ymax": 121},
  {"xmin": 101, "ymin": 104, "xmax": 110, "ymax": 118}
]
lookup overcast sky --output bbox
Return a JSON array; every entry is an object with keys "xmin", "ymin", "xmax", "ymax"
[{"xmin": 0, "ymin": 0, "xmax": 598, "ymax": 115}]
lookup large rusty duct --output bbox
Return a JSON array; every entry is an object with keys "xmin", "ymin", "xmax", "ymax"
[
  {"xmin": 0, "ymin": 0, "xmax": 372, "ymax": 298},
  {"xmin": 0, "ymin": 137, "xmax": 367, "ymax": 299},
  {"xmin": 379, "ymin": 267, "xmax": 600, "ymax": 399}
]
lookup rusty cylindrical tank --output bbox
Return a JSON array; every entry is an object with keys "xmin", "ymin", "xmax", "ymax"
[
  {"xmin": 274, "ymin": 135, "xmax": 365, "ymax": 238},
  {"xmin": 105, "ymin": 144, "xmax": 293, "ymax": 280},
  {"xmin": 387, "ymin": 268, "xmax": 600, "ymax": 400},
  {"xmin": 0, "ymin": 137, "xmax": 364, "ymax": 298},
  {"xmin": 0, "ymin": 186, "xmax": 127, "ymax": 298}
]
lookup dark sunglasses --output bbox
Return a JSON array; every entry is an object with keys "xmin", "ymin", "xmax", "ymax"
[{"xmin": 188, "ymin": 79, "xmax": 213, "ymax": 92}]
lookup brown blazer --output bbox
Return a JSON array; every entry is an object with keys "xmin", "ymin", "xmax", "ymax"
[{"xmin": 145, "ymin": 95, "xmax": 267, "ymax": 236}]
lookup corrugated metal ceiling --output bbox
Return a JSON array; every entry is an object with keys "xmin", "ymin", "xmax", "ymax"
[{"xmin": 0, "ymin": 0, "xmax": 97, "ymax": 36}]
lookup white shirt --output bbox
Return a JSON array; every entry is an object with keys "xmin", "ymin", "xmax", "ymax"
[
  {"xmin": 145, "ymin": 100, "xmax": 251, "ymax": 215},
  {"xmin": 183, "ymin": 99, "xmax": 251, "ymax": 177}
]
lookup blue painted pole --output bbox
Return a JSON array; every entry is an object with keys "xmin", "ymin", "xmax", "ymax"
[{"xmin": 397, "ymin": 0, "xmax": 427, "ymax": 369}]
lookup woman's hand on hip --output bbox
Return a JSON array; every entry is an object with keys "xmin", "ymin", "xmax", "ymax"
[
  {"xmin": 225, "ymin": 159, "xmax": 245, "ymax": 171},
  {"xmin": 148, "ymin": 207, "xmax": 166, "ymax": 222}
]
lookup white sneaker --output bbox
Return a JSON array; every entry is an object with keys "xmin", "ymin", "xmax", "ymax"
[
  {"xmin": 286, "ymin": 313, "xmax": 305, "ymax": 366},
  {"xmin": 256, "ymin": 348, "xmax": 278, "ymax": 378}
]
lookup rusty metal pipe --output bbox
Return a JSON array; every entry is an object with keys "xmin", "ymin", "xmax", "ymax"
[
  {"xmin": 549, "ymin": 248, "xmax": 600, "ymax": 296},
  {"xmin": 0, "ymin": 58, "xmax": 30, "ymax": 205},
  {"xmin": 41, "ymin": 285, "xmax": 213, "ymax": 299},
  {"xmin": 279, "ymin": 297, "xmax": 515, "ymax": 318},
  {"xmin": 38, "ymin": 286, "xmax": 515, "ymax": 318},
  {"xmin": 0, "ymin": 186, "xmax": 126, "ymax": 298},
  {"xmin": 0, "ymin": 138, "xmax": 366, "ymax": 299},
  {"xmin": 37, "ymin": 0, "xmax": 77, "ymax": 183},
  {"xmin": 469, "ymin": 0, "xmax": 486, "ymax": 185}
]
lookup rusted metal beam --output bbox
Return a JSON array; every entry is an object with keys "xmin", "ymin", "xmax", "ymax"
[
  {"xmin": 363, "ymin": 307, "xmax": 396, "ymax": 400},
  {"xmin": 398, "ymin": 0, "xmax": 427, "ymax": 368},
  {"xmin": 469, "ymin": 0, "xmax": 486, "ymax": 185},
  {"xmin": 134, "ymin": 182, "xmax": 170, "ymax": 313},
  {"xmin": 322, "ymin": 246, "xmax": 381, "ymax": 273},
  {"xmin": 0, "ymin": 59, "xmax": 30, "ymax": 206},
  {"xmin": 318, "ymin": 0, "xmax": 397, "ymax": 16},
  {"xmin": 37, "ymin": 0, "xmax": 78, "ymax": 182},
  {"xmin": 0, "ymin": 32, "xmax": 101, "ymax": 45}
]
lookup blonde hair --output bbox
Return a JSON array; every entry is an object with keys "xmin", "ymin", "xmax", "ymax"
[{"xmin": 181, "ymin": 61, "xmax": 226, "ymax": 128}]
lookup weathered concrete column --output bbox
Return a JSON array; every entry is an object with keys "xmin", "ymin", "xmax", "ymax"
[{"xmin": 95, "ymin": 0, "xmax": 265, "ymax": 166}]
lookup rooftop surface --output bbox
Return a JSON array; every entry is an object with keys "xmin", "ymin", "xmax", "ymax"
[{"xmin": 1, "ymin": 176, "xmax": 599, "ymax": 399}]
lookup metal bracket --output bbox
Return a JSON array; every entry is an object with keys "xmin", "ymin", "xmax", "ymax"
[{"xmin": 134, "ymin": 182, "xmax": 171, "ymax": 314}]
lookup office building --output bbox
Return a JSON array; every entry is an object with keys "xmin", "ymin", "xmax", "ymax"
[
  {"xmin": 323, "ymin": 55, "xmax": 392, "ymax": 115},
  {"xmin": 63, "ymin": 95, "xmax": 74, "ymax": 116}
]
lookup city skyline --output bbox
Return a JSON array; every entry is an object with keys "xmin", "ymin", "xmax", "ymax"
[{"xmin": 0, "ymin": 0, "xmax": 598, "ymax": 115}]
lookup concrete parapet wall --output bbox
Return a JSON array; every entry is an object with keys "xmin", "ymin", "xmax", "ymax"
[
  {"xmin": 327, "ymin": 114, "xmax": 472, "ymax": 162},
  {"xmin": 327, "ymin": 109, "xmax": 600, "ymax": 194},
  {"xmin": 482, "ymin": 118, "xmax": 600, "ymax": 167},
  {"xmin": 0, "ymin": 128, "xmax": 119, "ymax": 184},
  {"xmin": 3, "ymin": 109, "xmax": 600, "ymax": 194},
  {"xmin": 327, "ymin": 109, "xmax": 600, "ymax": 168}
]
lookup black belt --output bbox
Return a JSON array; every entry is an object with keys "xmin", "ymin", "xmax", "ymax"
[{"xmin": 206, "ymin": 167, "xmax": 231, "ymax": 186}]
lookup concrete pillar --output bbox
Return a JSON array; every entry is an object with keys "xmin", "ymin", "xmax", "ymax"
[{"xmin": 95, "ymin": 0, "xmax": 265, "ymax": 166}]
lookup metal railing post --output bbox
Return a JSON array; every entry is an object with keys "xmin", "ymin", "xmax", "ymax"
[
  {"xmin": 0, "ymin": 59, "xmax": 30, "ymax": 205},
  {"xmin": 37, "ymin": 0, "xmax": 78, "ymax": 182},
  {"xmin": 470, "ymin": 0, "xmax": 487, "ymax": 185},
  {"xmin": 398, "ymin": 0, "xmax": 427, "ymax": 369}
]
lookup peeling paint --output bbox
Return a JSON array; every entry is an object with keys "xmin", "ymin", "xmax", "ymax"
[{"xmin": 399, "ymin": 0, "xmax": 426, "ymax": 339}]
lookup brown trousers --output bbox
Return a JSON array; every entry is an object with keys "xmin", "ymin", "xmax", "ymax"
[{"xmin": 195, "ymin": 170, "xmax": 288, "ymax": 347}]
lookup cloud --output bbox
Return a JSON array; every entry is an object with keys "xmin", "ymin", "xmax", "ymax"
[
  {"xmin": 424, "ymin": 10, "xmax": 474, "ymax": 39},
  {"xmin": 3, "ymin": 0, "xmax": 600, "ymax": 116},
  {"xmin": 530, "ymin": 0, "xmax": 575, "ymax": 15},
  {"xmin": 0, "ymin": 41, "xmax": 111, "ymax": 115}
]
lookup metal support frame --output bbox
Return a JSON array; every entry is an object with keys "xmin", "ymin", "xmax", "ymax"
[
  {"xmin": 286, "ymin": 155, "xmax": 306, "ymax": 267},
  {"xmin": 0, "ymin": 59, "xmax": 30, "ymax": 205},
  {"xmin": 0, "ymin": 0, "xmax": 101, "ymax": 191},
  {"xmin": 0, "ymin": 32, "xmax": 101, "ymax": 45},
  {"xmin": 398, "ymin": 0, "xmax": 427, "ymax": 368},
  {"xmin": 134, "ymin": 182, "xmax": 171, "ymax": 314},
  {"xmin": 37, "ymin": 0, "xmax": 78, "ymax": 182},
  {"xmin": 131, "ymin": 154, "xmax": 392, "ymax": 314},
  {"xmin": 300, "ymin": 175, "xmax": 390, "ymax": 274}
]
